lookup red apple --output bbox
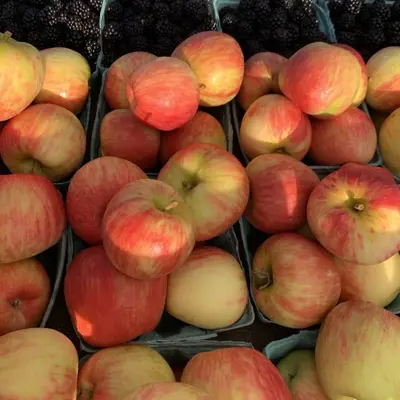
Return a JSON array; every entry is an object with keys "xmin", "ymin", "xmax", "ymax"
[
  {"xmin": 240, "ymin": 94, "xmax": 312, "ymax": 160},
  {"xmin": 0, "ymin": 103, "xmax": 86, "ymax": 182},
  {"xmin": 159, "ymin": 110, "xmax": 227, "ymax": 165},
  {"xmin": 253, "ymin": 233, "xmax": 341, "ymax": 328},
  {"xmin": 246, "ymin": 154, "xmax": 319, "ymax": 234},
  {"xmin": 105, "ymin": 51, "xmax": 157, "ymax": 110},
  {"xmin": 0, "ymin": 328, "xmax": 78, "ymax": 398},
  {"xmin": 307, "ymin": 163, "xmax": 400, "ymax": 265},
  {"xmin": 100, "ymin": 110, "xmax": 160, "ymax": 170},
  {"xmin": 102, "ymin": 179, "xmax": 195, "ymax": 280},
  {"xmin": 166, "ymin": 246, "xmax": 249, "ymax": 329},
  {"xmin": 172, "ymin": 31, "xmax": 244, "ymax": 107},
  {"xmin": 279, "ymin": 42, "xmax": 361, "ymax": 118},
  {"xmin": 78, "ymin": 344, "xmax": 175, "ymax": 399},
  {"xmin": 0, "ymin": 258, "xmax": 50, "ymax": 335},
  {"xmin": 315, "ymin": 301, "xmax": 400, "ymax": 399},
  {"xmin": 66, "ymin": 157, "xmax": 147, "ymax": 245},
  {"xmin": 158, "ymin": 143, "xmax": 249, "ymax": 241},
  {"xmin": 64, "ymin": 246, "xmax": 167, "ymax": 347},
  {"xmin": 0, "ymin": 174, "xmax": 66, "ymax": 263},
  {"xmin": 309, "ymin": 107, "xmax": 377, "ymax": 165},
  {"xmin": 126, "ymin": 382, "xmax": 212, "ymax": 399},
  {"xmin": 126, "ymin": 57, "xmax": 200, "ymax": 131},
  {"xmin": 379, "ymin": 107, "xmax": 400, "ymax": 176},
  {"xmin": 0, "ymin": 31, "xmax": 44, "ymax": 121},
  {"xmin": 181, "ymin": 347, "xmax": 292, "ymax": 399},
  {"xmin": 238, "ymin": 52, "xmax": 287, "ymax": 110},
  {"xmin": 34, "ymin": 47, "xmax": 91, "ymax": 115}
]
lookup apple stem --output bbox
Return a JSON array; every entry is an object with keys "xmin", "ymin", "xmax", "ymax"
[
  {"xmin": 164, "ymin": 200, "xmax": 179, "ymax": 211},
  {"xmin": 0, "ymin": 31, "xmax": 13, "ymax": 42},
  {"xmin": 354, "ymin": 203, "xmax": 365, "ymax": 211},
  {"xmin": 253, "ymin": 269, "xmax": 273, "ymax": 290}
]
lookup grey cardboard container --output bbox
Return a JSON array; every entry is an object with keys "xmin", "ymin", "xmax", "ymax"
[{"xmin": 90, "ymin": 69, "xmax": 234, "ymax": 171}]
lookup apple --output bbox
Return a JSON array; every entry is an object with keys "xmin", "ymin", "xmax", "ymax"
[
  {"xmin": 34, "ymin": 47, "xmax": 91, "ymax": 115},
  {"xmin": 309, "ymin": 107, "xmax": 377, "ymax": 165},
  {"xmin": 78, "ymin": 344, "xmax": 175, "ymax": 399},
  {"xmin": 0, "ymin": 174, "xmax": 66, "ymax": 263},
  {"xmin": 172, "ymin": 31, "xmax": 244, "ymax": 107},
  {"xmin": 334, "ymin": 44, "xmax": 368, "ymax": 107},
  {"xmin": 307, "ymin": 163, "xmax": 400, "ymax": 265},
  {"xmin": 246, "ymin": 154, "xmax": 319, "ymax": 234},
  {"xmin": 279, "ymin": 42, "xmax": 361, "ymax": 118},
  {"xmin": 158, "ymin": 143, "xmax": 249, "ymax": 241},
  {"xmin": 159, "ymin": 110, "xmax": 227, "ymax": 165},
  {"xmin": 100, "ymin": 109, "xmax": 160, "ymax": 170},
  {"xmin": 66, "ymin": 157, "xmax": 147, "ymax": 245},
  {"xmin": 240, "ymin": 94, "xmax": 312, "ymax": 160},
  {"xmin": 334, "ymin": 253, "xmax": 400, "ymax": 307},
  {"xmin": 0, "ymin": 258, "xmax": 50, "ymax": 335},
  {"xmin": 64, "ymin": 246, "xmax": 167, "ymax": 347},
  {"xmin": 315, "ymin": 300, "xmax": 400, "ymax": 399},
  {"xmin": 126, "ymin": 382, "xmax": 212, "ymax": 399},
  {"xmin": 253, "ymin": 233, "xmax": 341, "ymax": 328},
  {"xmin": 103, "ymin": 179, "xmax": 196, "ymax": 280},
  {"xmin": 0, "ymin": 103, "xmax": 86, "ymax": 182},
  {"xmin": 379, "ymin": 107, "xmax": 400, "ymax": 176},
  {"xmin": 105, "ymin": 51, "xmax": 157, "ymax": 110},
  {"xmin": 0, "ymin": 31, "xmax": 44, "ymax": 121},
  {"xmin": 277, "ymin": 350, "xmax": 329, "ymax": 400},
  {"xmin": 238, "ymin": 52, "xmax": 287, "ymax": 110},
  {"xmin": 181, "ymin": 347, "xmax": 292, "ymax": 399},
  {"xmin": 0, "ymin": 328, "xmax": 78, "ymax": 398},
  {"xmin": 166, "ymin": 246, "xmax": 249, "ymax": 329},
  {"xmin": 126, "ymin": 57, "xmax": 200, "ymax": 131},
  {"xmin": 366, "ymin": 46, "xmax": 400, "ymax": 113}
]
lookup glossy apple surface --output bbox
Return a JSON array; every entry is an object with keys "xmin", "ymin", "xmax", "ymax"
[
  {"xmin": 126, "ymin": 382, "xmax": 212, "ymax": 399},
  {"xmin": 379, "ymin": 107, "xmax": 400, "ymax": 176}
]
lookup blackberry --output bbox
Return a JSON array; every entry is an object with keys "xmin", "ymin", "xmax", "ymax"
[
  {"xmin": 273, "ymin": 27, "xmax": 295, "ymax": 46},
  {"xmin": 219, "ymin": 6, "xmax": 236, "ymax": 20},
  {"xmin": 336, "ymin": 13, "xmax": 357, "ymax": 30},
  {"xmin": 392, "ymin": 0, "xmax": 400, "ymax": 20},
  {"xmin": 155, "ymin": 20, "xmax": 177, "ymax": 37},
  {"xmin": 124, "ymin": 21, "xmax": 145, "ymax": 37},
  {"xmin": 5, "ymin": 22, "xmax": 24, "ymax": 41},
  {"xmin": 29, "ymin": 0, "xmax": 46, "ymax": 6},
  {"xmin": 221, "ymin": 12, "xmax": 239, "ymax": 34},
  {"xmin": 357, "ymin": 4, "xmax": 372, "ymax": 26},
  {"xmin": 243, "ymin": 39, "xmax": 264, "ymax": 58},
  {"xmin": 287, "ymin": 22, "xmax": 300, "ymax": 41},
  {"xmin": 169, "ymin": 1, "xmax": 184, "ymax": 23},
  {"xmin": 366, "ymin": 29, "xmax": 385, "ymax": 49},
  {"xmin": 301, "ymin": 27, "xmax": 327, "ymax": 43},
  {"xmin": 337, "ymin": 30, "xmax": 359, "ymax": 47},
  {"xmin": 254, "ymin": 1, "xmax": 271, "ymax": 25},
  {"xmin": 153, "ymin": 2, "xmax": 170, "ymax": 19},
  {"xmin": 268, "ymin": 8, "xmax": 288, "ymax": 30},
  {"xmin": 0, "ymin": 1, "xmax": 16, "ymax": 26},
  {"xmin": 39, "ymin": 6, "xmax": 58, "ymax": 27},
  {"xmin": 67, "ymin": 30, "xmax": 85, "ymax": 49},
  {"xmin": 298, "ymin": 0, "xmax": 314, "ymax": 15},
  {"xmin": 129, "ymin": 35, "xmax": 149, "ymax": 51},
  {"xmin": 239, "ymin": 0, "xmax": 255, "ymax": 12},
  {"xmin": 386, "ymin": 21, "xmax": 400, "ymax": 45},
  {"xmin": 259, "ymin": 28, "xmax": 272, "ymax": 44},
  {"xmin": 290, "ymin": 8, "xmax": 309, "ymax": 24},
  {"xmin": 371, "ymin": 0, "xmax": 391, "ymax": 20},
  {"xmin": 106, "ymin": 1, "xmax": 123, "ymax": 21},
  {"xmin": 83, "ymin": 19, "xmax": 100, "ymax": 39},
  {"xmin": 16, "ymin": 3, "xmax": 28, "ymax": 17},
  {"xmin": 200, "ymin": 15, "xmax": 216, "ymax": 30},
  {"xmin": 66, "ymin": 15, "xmax": 84, "ymax": 32},
  {"xmin": 179, "ymin": 20, "xmax": 193, "ymax": 36},
  {"xmin": 185, "ymin": 0, "xmax": 209, "ymax": 23},
  {"xmin": 42, "ymin": 26, "xmax": 60, "ymax": 46},
  {"xmin": 236, "ymin": 20, "xmax": 254, "ymax": 39},
  {"xmin": 370, "ymin": 17, "xmax": 384, "ymax": 31},
  {"xmin": 299, "ymin": 14, "xmax": 319, "ymax": 31},
  {"xmin": 131, "ymin": 0, "xmax": 152, "ymax": 13},
  {"xmin": 153, "ymin": 37, "xmax": 175, "ymax": 56},
  {"xmin": 103, "ymin": 22, "xmax": 122, "ymax": 42},
  {"xmin": 86, "ymin": 0, "xmax": 102, "ymax": 12},
  {"xmin": 22, "ymin": 8, "xmax": 39, "ymax": 31},
  {"xmin": 282, "ymin": 0, "xmax": 296, "ymax": 11},
  {"xmin": 329, "ymin": 0, "xmax": 344, "ymax": 16},
  {"xmin": 50, "ymin": 0, "xmax": 64, "ymax": 11},
  {"xmin": 27, "ymin": 30, "xmax": 45, "ymax": 48},
  {"xmin": 58, "ymin": 11, "xmax": 68, "ymax": 24},
  {"xmin": 242, "ymin": 10, "xmax": 257, "ymax": 23},
  {"xmin": 82, "ymin": 39, "xmax": 100, "ymax": 62},
  {"xmin": 343, "ymin": 0, "xmax": 364, "ymax": 15},
  {"xmin": 69, "ymin": 0, "xmax": 91, "ymax": 21}
]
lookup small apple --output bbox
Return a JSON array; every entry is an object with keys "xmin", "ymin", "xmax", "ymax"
[
  {"xmin": 379, "ymin": 107, "xmax": 400, "ymax": 176},
  {"xmin": 126, "ymin": 382, "xmax": 212, "ymax": 399},
  {"xmin": 240, "ymin": 94, "xmax": 312, "ymax": 160},
  {"xmin": 307, "ymin": 163, "xmax": 400, "ymax": 265},
  {"xmin": 78, "ymin": 344, "xmax": 175, "ymax": 399},
  {"xmin": 158, "ymin": 143, "xmax": 249, "ymax": 241},
  {"xmin": 64, "ymin": 246, "xmax": 167, "ymax": 347},
  {"xmin": 172, "ymin": 31, "xmax": 244, "ymax": 107}
]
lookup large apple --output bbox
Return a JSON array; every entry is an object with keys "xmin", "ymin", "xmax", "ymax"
[
  {"xmin": 102, "ymin": 179, "xmax": 195, "ymax": 280},
  {"xmin": 379, "ymin": 107, "xmax": 400, "ymax": 176},
  {"xmin": 158, "ymin": 143, "xmax": 249, "ymax": 241},
  {"xmin": 315, "ymin": 300, "xmax": 400, "ymax": 399},
  {"xmin": 307, "ymin": 163, "xmax": 400, "ymax": 265},
  {"xmin": 172, "ymin": 31, "xmax": 244, "ymax": 107},
  {"xmin": 334, "ymin": 253, "xmax": 400, "ymax": 307},
  {"xmin": 279, "ymin": 42, "xmax": 361, "ymax": 118},
  {"xmin": 126, "ymin": 57, "xmax": 200, "ymax": 131},
  {"xmin": 34, "ymin": 47, "xmax": 91, "ymax": 115},
  {"xmin": 366, "ymin": 46, "xmax": 400, "ymax": 113},
  {"xmin": 309, "ymin": 107, "xmax": 377, "ymax": 165},
  {"xmin": 0, "ymin": 258, "xmax": 50, "ymax": 335},
  {"xmin": 159, "ymin": 110, "xmax": 227, "ymax": 165},
  {"xmin": 0, "ymin": 174, "xmax": 66, "ymax": 263},
  {"xmin": 240, "ymin": 94, "xmax": 312, "ymax": 160},
  {"xmin": 166, "ymin": 246, "xmax": 249, "ymax": 329},
  {"xmin": 66, "ymin": 156, "xmax": 147, "ymax": 245},
  {"xmin": 104, "ymin": 51, "xmax": 157, "ymax": 110},
  {"xmin": 126, "ymin": 382, "xmax": 212, "ymax": 399},
  {"xmin": 277, "ymin": 350, "xmax": 328, "ymax": 400},
  {"xmin": 64, "ymin": 246, "xmax": 167, "ymax": 347},
  {"xmin": 246, "ymin": 154, "xmax": 319, "ymax": 234},
  {"xmin": 238, "ymin": 52, "xmax": 287, "ymax": 110},
  {"xmin": 0, "ymin": 103, "xmax": 86, "ymax": 182},
  {"xmin": 253, "ymin": 233, "xmax": 341, "ymax": 328},
  {"xmin": 78, "ymin": 344, "xmax": 175, "ymax": 399},
  {"xmin": 0, "ymin": 328, "xmax": 78, "ymax": 398},
  {"xmin": 100, "ymin": 110, "xmax": 160, "ymax": 170},
  {"xmin": 181, "ymin": 347, "xmax": 292, "ymax": 399}
]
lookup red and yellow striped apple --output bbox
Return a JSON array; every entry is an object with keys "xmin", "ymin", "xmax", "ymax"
[
  {"xmin": 307, "ymin": 163, "xmax": 400, "ymax": 265},
  {"xmin": 64, "ymin": 246, "xmax": 167, "ymax": 347},
  {"xmin": 240, "ymin": 94, "xmax": 312, "ymax": 160},
  {"xmin": 379, "ymin": 107, "xmax": 400, "ymax": 176},
  {"xmin": 246, "ymin": 154, "xmax": 319, "ymax": 234},
  {"xmin": 158, "ymin": 143, "xmax": 249, "ymax": 241}
]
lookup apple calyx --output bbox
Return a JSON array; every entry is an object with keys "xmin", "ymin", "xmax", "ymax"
[
  {"xmin": 164, "ymin": 200, "xmax": 179, "ymax": 211},
  {"xmin": 9, "ymin": 299, "xmax": 22, "ymax": 309},
  {"xmin": 274, "ymin": 147, "xmax": 289, "ymax": 156},
  {"xmin": 253, "ymin": 267, "xmax": 273, "ymax": 290},
  {"xmin": 182, "ymin": 180, "xmax": 196, "ymax": 192},
  {"xmin": 77, "ymin": 387, "xmax": 94, "ymax": 400}
]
